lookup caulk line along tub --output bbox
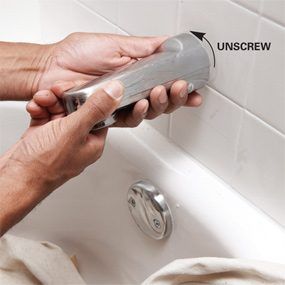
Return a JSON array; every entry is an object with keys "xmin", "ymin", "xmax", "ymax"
[{"xmin": 63, "ymin": 32, "xmax": 213, "ymax": 130}]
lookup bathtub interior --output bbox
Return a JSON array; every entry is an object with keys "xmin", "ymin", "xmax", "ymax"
[
  {"xmin": 1, "ymin": 101, "xmax": 285, "ymax": 284},
  {"xmin": 0, "ymin": 102, "xmax": 225, "ymax": 283},
  {"xmin": 8, "ymin": 145, "xmax": 229, "ymax": 284}
]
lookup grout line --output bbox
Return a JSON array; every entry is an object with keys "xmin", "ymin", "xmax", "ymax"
[
  {"xmin": 167, "ymin": 0, "xmax": 181, "ymax": 138},
  {"xmin": 229, "ymin": 0, "xmax": 260, "ymax": 16},
  {"xmin": 239, "ymin": 10, "xmax": 262, "ymax": 149},
  {"xmin": 74, "ymin": 0, "xmax": 129, "ymax": 34},
  {"xmin": 229, "ymin": 109, "xmax": 245, "ymax": 184},
  {"xmin": 169, "ymin": 120, "xmax": 285, "ymax": 229},
  {"xmin": 260, "ymin": 14, "xmax": 285, "ymax": 29},
  {"xmin": 228, "ymin": 8, "xmax": 263, "ymax": 184},
  {"xmin": 207, "ymin": 84, "xmax": 244, "ymax": 110},
  {"xmin": 207, "ymin": 84, "xmax": 284, "ymax": 137},
  {"xmin": 242, "ymin": 13, "xmax": 262, "ymax": 109},
  {"xmin": 244, "ymin": 109, "xmax": 285, "ymax": 138},
  {"xmin": 229, "ymin": 0, "xmax": 285, "ymax": 28},
  {"xmin": 168, "ymin": 113, "xmax": 173, "ymax": 138},
  {"xmin": 261, "ymin": 13, "xmax": 285, "ymax": 29},
  {"xmin": 208, "ymin": 86, "xmax": 284, "ymax": 138},
  {"xmin": 259, "ymin": 0, "xmax": 264, "ymax": 17}
]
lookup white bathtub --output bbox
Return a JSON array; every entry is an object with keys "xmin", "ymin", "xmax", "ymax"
[{"xmin": 1, "ymin": 101, "xmax": 285, "ymax": 284}]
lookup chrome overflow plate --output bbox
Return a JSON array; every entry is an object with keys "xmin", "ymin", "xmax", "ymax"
[{"xmin": 127, "ymin": 180, "xmax": 173, "ymax": 240}]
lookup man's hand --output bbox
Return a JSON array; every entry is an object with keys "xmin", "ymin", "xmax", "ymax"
[
  {"xmin": 0, "ymin": 80, "xmax": 123, "ymax": 236},
  {"xmin": 19, "ymin": 80, "xmax": 123, "ymax": 189},
  {"xmin": 38, "ymin": 33, "xmax": 202, "ymax": 127},
  {"xmin": 0, "ymin": 33, "xmax": 202, "ymax": 121}
]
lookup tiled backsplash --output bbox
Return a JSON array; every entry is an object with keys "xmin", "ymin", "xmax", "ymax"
[{"xmin": 0, "ymin": 0, "xmax": 284, "ymax": 226}]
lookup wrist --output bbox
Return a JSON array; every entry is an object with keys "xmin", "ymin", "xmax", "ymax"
[
  {"xmin": 0, "ymin": 154, "xmax": 51, "ymax": 236},
  {"xmin": 27, "ymin": 43, "xmax": 56, "ymax": 99},
  {"xmin": 0, "ymin": 42, "xmax": 55, "ymax": 100},
  {"xmin": 0, "ymin": 150, "xmax": 51, "ymax": 194}
]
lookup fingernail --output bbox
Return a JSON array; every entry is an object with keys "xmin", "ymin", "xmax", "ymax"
[
  {"xmin": 179, "ymin": 86, "xmax": 188, "ymax": 98},
  {"xmin": 159, "ymin": 91, "xmax": 167, "ymax": 104},
  {"xmin": 103, "ymin": 80, "xmax": 124, "ymax": 99},
  {"xmin": 142, "ymin": 104, "xmax": 148, "ymax": 117}
]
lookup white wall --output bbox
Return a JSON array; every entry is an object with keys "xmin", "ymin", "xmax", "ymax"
[
  {"xmin": 0, "ymin": 0, "xmax": 284, "ymax": 226},
  {"xmin": 0, "ymin": 0, "xmax": 41, "ymax": 42}
]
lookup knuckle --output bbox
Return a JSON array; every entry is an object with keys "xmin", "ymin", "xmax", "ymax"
[
  {"xmin": 164, "ymin": 105, "xmax": 177, "ymax": 114},
  {"xmin": 145, "ymin": 113, "xmax": 157, "ymax": 120},
  {"xmin": 135, "ymin": 120, "xmax": 143, "ymax": 127},
  {"xmin": 66, "ymin": 167, "xmax": 84, "ymax": 180},
  {"xmin": 155, "ymin": 102, "xmax": 165, "ymax": 113},
  {"xmin": 145, "ymin": 43, "xmax": 154, "ymax": 55},
  {"xmin": 124, "ymin": 119, "xmax": 134, "ymax": 128},
  {"xmin": 96, "ymin": 149, "xmax": 104, "ymax": 160},
  {"xmin": 94, "ymin": 142, "xmax": 105, "ymax": 160},
  {"xmin": 87, "ymin": 90, "xmax": 115, "ymax": 119},
  {"xmin": 67, "ymin": 32, "xmax": 81, "ymax": 41},
  {"xmin": 98, "ymin": 139, "xmax": 106, "ymax": 153},
  {"xmin": 88, "ymin": 100, "xmax": 109, "ymax": 119},
  {"xmin": 127, "ymin": 118, "xmax": 142, "ymax": 128}
]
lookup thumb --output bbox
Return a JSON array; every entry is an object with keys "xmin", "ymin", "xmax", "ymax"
[
  {"xmin": 117, "ymin": 35, "xmax": 168, "ymax": 58},
  {"xmin": 68, "ymin": 80, "xmax": 124, "ymax": 133}
]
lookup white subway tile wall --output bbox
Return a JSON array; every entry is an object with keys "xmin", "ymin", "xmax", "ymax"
[
  {"xmin": 179, "ymin": 0, "xmax": 260, "ymax": 106},
  {"xmin": 261, "ymin": 0, "xmax": 285, "ymax": 26},
  {"xmin": 231, "ymin": 111, "xmax": 285, "ymax": 224},
  {"xmin": 170, "ymin": 86, "xmax": 244, "ymax": 182},
  {"xmin": 0, "ymin": 0, "xmax": 41, "ymax": 43},
  {"xmin": 39, "ymin": 0, "xmax": 117, "ymax": 43},
  {"xmin": 0, "ymin": 0, "xmax": 284, "ymax": 226},
  {"xmin": 245, "ymin": 18, "xmax": 285, "ymax": 133},
  {"xmin": 80, "ymin": 0, "xmax": 119, "ymax": 25},
  {"xmin": 233, "ymin": 0, "xmax": 262, "ymax": 13},
  {"xmin": 118, "ymin": 0, "xmax": 179, "ymax": 36}
]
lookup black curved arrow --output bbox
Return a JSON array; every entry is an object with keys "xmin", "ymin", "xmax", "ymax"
[{"xmin": 190, "ymin": 31, "xmax": 216, "ymax": 67}]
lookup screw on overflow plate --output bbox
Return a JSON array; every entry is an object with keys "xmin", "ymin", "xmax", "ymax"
[
  {"xmin": 128, "ymin": 197, "xmax": 136, "ymax": 207},
  {"xmin": 153, "ymin": 218, "xmax": 161, "ymax": 229}
]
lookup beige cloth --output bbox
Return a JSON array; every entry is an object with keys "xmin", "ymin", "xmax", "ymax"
[
  {"xmin": 142, "ymin": 257, "xmax": 285, "ymax": 285},
  {"xmin": 0, "ymin": 234, "xmax": 86, "ymax": 285},
  {"xmin": 1, "ymin": 235, "xmax": 285, "ymax": 285}
]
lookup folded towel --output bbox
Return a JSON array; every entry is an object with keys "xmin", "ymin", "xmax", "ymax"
[
  {"xmin": 142, "ymin": 257, "xmax": 285, "ymax": 285},
  {"xmin": 0, "ymin": 234, "xmax": 86, "ymax": 285}
]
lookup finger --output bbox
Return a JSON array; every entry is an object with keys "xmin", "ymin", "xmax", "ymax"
[
  {"xmin": 68, "ymin": 80, "xmax": 123, "ymax": 133},
  {"xmin": 33, "ymin": 90, "xmax": 58, "ymax": 107},
  {"xmin": 51, "ymin": 81, "xmax": 76, "ymax": 97},
  {"xmin": 26, "ymin": 100, "xmax": 49, "ymax": 119},
  {"xmin": 51, "ymin": 80, "xmax": 91, "ymax": 99},
  {"xmin": 164, "ymin": 80, "xmax": 188, "ymax": 114},
  {"xmin": 115, "ymin": 35, "xmax": 167, "ymax": 58},
  {"xmin": 26, "ymin": 100, "xmax": 50, "ymax": 127},
  {"xmin": 112, "ymin": 57, "xmax": 138, "ymax": 70},
  {"xmin": 145, "ymin": 85, "xmax": 168, "ymax": 120},
  {"xmin": 185, "ymin": 91, "xmax": 203, "ymax": 107},
  {"xmin": 114, "ymin": 99, "xmax": 149, "ymax": 128},
  {"xmin": 82, "ymin": 128, "xmax": 108, "ymax": 164},
  {"xmin": 33, "ymin": 90, "xmax": 65, "ymax": 115},
  {"xmin": 48, "ymin": 100, "xmax": 65, "ymax": 115}
]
